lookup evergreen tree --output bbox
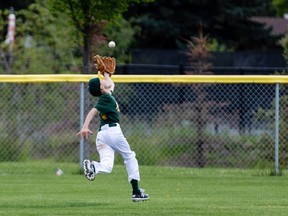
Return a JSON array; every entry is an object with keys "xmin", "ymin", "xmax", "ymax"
[{"xmin": 125, "ymin": 0, "xmax": 280, "ymax": 50}]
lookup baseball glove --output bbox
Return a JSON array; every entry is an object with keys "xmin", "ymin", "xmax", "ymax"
[{"xmin": 93, "ymin": 55, "xmax": 116, "ymax": 75}]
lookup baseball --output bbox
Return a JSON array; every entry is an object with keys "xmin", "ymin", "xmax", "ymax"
[
  {"xmin": 108, "ymin": 41, "xmax": 116, "ymax": 48},
  {"xmin": 55, "ymin": 168, "xmax": 64, "ymax": 176}
]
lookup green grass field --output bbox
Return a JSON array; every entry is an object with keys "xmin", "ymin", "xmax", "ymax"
[{"xmin": 1, "ymin": 162, "xmax": 288, "ymax": 216}]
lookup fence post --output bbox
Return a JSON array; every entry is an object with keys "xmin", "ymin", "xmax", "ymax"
[
  {"xmin": 275, "ymin": 83, "xmax": 280, "ymax": 176},
  {"xmin": 79, "ymin": 82, "xmax": 85, "ymax": 169}
]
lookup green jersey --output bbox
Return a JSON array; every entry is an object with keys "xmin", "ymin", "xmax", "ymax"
[{"xmin": 95, "ymin": 93, "xmax": 120, "ymax": 127}]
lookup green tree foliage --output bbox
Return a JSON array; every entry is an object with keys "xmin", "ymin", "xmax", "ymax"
[
  {"xmin": 93, "ymin": 16, "xmax": 140, "ymax": 64},
  {"xmin": 0, "ymin": 2, "xmax": 80, "ymax": 74},
  {"xmin": 253, "ymin": 94, "xmax": 288, "ymax": 166},
  {"xmin": 47, "ymin": 0, "xmax": 153, "ymax": 73},
  {"xmin": 280, "ymin": 34, "xmax": 288, "ymax": 66},
  {"xmin": 125, "ymin": 0, "xmax": 280, "ymax": 50},
  {"xmin": 272, "ymin": 0, "xmax": 288, "ymax": 16}
]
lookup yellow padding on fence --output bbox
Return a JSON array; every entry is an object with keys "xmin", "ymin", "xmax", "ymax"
[{"xmin": 0, "ymin": 74, "xmax": 288, "ymax": 83}]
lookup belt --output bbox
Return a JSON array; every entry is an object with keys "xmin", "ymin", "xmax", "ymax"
[{"xmin": 98, "ymin": 123, "xmax": 118, "ymax": 131}]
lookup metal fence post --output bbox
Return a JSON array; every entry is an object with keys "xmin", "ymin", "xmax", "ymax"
[
  {"xmin": 275, "ymin": 83, "xmax": 280, "ymax": 176},
  {"xmin": 79, "ymin": 82, "xmax": 85, "ymax": 169}
]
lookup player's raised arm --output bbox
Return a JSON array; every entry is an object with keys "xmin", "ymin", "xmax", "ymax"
[
  {"xmin": 103, "ymin": 72, "xmax": 115, "ymax": 92},
  {"xmin": 93, "ymin": 55, "xmax": 116, "ymax": 93}
]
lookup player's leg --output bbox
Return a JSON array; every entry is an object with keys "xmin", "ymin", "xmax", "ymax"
[
  {"xmin": 110, "ymin": 130, "xmax": 140, "ymax": 181},
  {"xmin": 90, "ymin": 131, "xmax": 115, "ymax": 175},
  {"xmin": 91, "ymin": 142, "xmax": 115, "ymax": 174},
  {"xmin": 119, "ymin": 144, "xmax": 149, "ymax": 202},
  {"xmin": 111, "ymin": 131, "xmax": 149, "ymax": 202}
]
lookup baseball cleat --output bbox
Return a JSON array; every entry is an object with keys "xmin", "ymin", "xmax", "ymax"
[
  {"xmin": 132, "ymin": 188, "xmax": 149, "ymax": 202},
  {"xmin": 83, "ymin": 159, "xmax": 95, "ymax": 181}
]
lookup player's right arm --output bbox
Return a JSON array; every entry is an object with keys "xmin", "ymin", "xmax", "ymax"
[{"xmin": 76, "ymin": 107, "xmax": 98, "ymax": 140}]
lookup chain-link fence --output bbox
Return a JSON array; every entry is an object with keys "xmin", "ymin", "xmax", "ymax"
[{"xmin": 1, "ymin": 75, "xmax": 288, "ymax": 172}]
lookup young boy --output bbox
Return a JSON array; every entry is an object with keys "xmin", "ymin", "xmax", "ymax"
[{"xmin": 76, "ymin": 56, "xmax": 149, "ymax": 202}]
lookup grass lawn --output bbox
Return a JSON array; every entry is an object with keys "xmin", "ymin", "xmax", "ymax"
[{"xmin": 0, "ymin": 162, "xmax": 288, "ymax": 216}]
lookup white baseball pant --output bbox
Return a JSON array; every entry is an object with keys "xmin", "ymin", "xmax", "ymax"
[{"xmin": 91, "ymin": 123, "xmax": 140, "ymax": 182}]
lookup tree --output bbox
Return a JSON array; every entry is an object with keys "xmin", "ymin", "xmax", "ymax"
[
  {"xmin": 125, "ymin": 0, "xmax": 279, "ymax": 50},
  {"xmin": 280, "ymin": 34, "xmax": 288, "ymax": 66},
  {"xmin": 47, "ymin": 0, "xmax": 154, "ymax": 161},
  {"xmin": 47, "ymin": 0, "xmax": 153, "ymax": 74},
  {"xmin": 150, "ymin": 29, "xmax": 230, "ymax": 167},
  {"xmin": 272, "ymin": 0, "xmax": 288, "ymax": 16},
  {"xmin": 0, "ymin": 2, "xmax": 80, "ymax": 74},
  {"xmin": 186, "ymin": 30, "xmax": 212, "ymax": 167},
  {"xmin": 95, "ymin": 16, "xmax": 140, "ymax": 64}
]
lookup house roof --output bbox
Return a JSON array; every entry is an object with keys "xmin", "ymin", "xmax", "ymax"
[{"xmin": 251, "ymin": 17, "xmax": 288, "ymax": 36}]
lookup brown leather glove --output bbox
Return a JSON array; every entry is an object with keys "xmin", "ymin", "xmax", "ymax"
[{"xmin": 93, "ymin": 55, "xmax": 116, "ymax": 75}]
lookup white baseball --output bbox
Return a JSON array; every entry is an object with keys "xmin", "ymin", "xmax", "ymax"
[
  {"xmin": 56, "ymin": 168, "xmax": 63, "ymax": 176},
  {"xmin": 108, "ymin": 41, "xmax": 116, "ymax": 48}
]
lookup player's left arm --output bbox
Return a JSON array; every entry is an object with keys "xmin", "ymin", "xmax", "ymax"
[{"xmin": 102, "ymin": 72, "xmax": 115, "ymax": 92}]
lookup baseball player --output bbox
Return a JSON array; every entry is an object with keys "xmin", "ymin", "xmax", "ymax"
[{"xmin": 76, "ymin": 55, "xmax": 149, "ymax": 202}]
